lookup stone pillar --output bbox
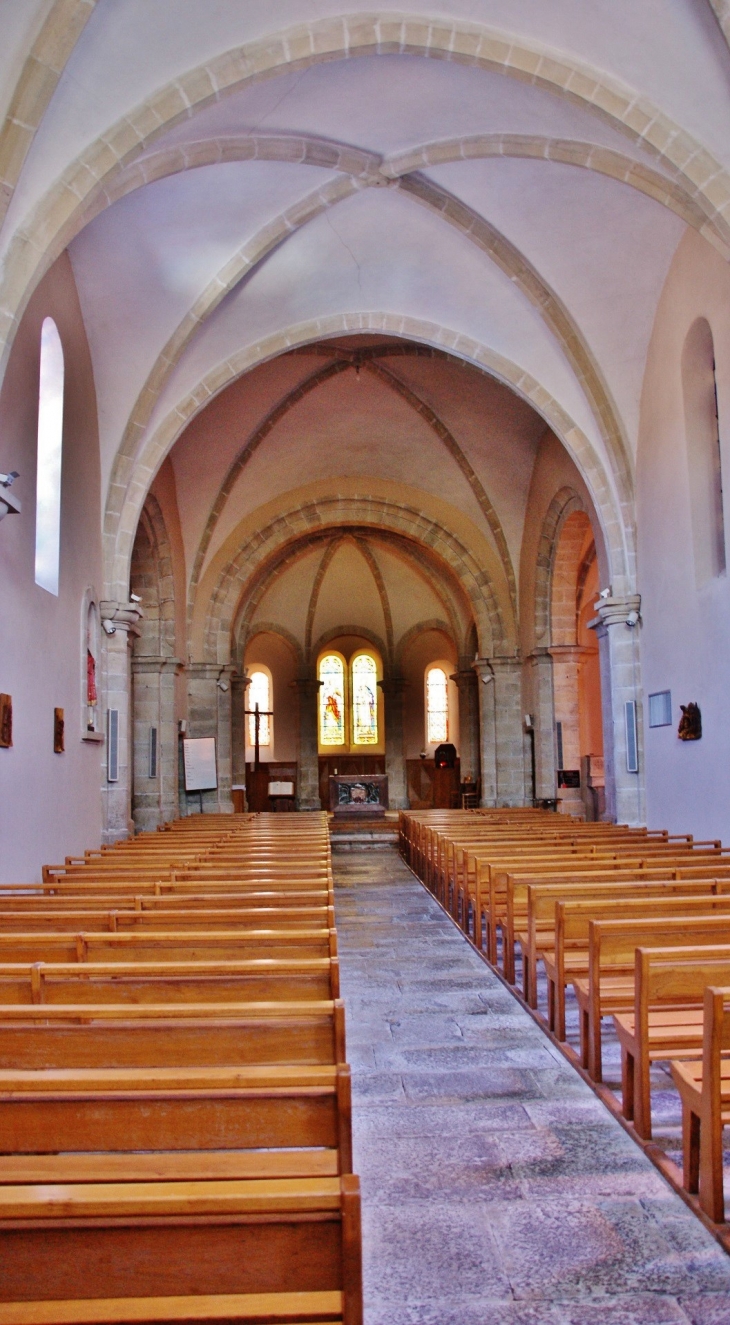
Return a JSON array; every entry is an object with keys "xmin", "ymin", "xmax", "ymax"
[
  {"xmin": 450, "ymin": 666, "xmax": 480, "ymax": 784},
  {"xmin": 131, "ymin": 655, "xmax": 182, "ymax": 832},
  {"xmin": 475, "ymin": 656, "xmax": 527, "ymax": 807},
  {"xmin": 474, "ymin": 659, "xmax": 496, "ymax": 806},
  {"xmin": 525, "ymin": 648, "xmax": 555, "ymax": 801},
  {"xmin": 99, "ymin": 600, "xmax": 143, "ymax": 843},
  {"xmin": 590, "ymin": 595, "xmax": 644, "ymax": 826},
  {"xmin": 293, "ymin": 678, "xmax": 322, "ymax": 810},
  {"xmin": 185, "ymin": 662, "xmax": 234, "ymax": 814},
  {"xmin": 548, "ymin": 643, "xmax": 589, "ymax": 816},
  {"xmin": 492, "ymin": 656, "xmax": 527, "ymax": 806},
  {"xmin": 231, "ymin": 671, "xmax": 251, "ymax": 807},
  {"xmin": 378, "ymin": 677, "xmax": 408, "ymax": 809}
]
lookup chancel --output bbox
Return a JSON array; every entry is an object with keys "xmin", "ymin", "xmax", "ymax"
[{"xmin": 5, "ymin": 2, "xmax": 730, "ymax": 1318}]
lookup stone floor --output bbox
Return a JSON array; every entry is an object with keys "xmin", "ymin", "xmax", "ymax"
[{"xmin": 334, "ymin": 847, "xmax": 730, "ymax": 1325}]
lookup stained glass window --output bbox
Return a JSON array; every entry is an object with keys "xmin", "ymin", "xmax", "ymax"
[
  {"xmin": 427, "ymin": 667, "xmax": 448, "ymax": 743},
  {"xmin": 248, "ymin": 670, "xmax": 271, "ymax": 747},
  {"xmin": 319, "ymin": 654, "xmax": 345, "ymax": 746},
  {"xmin": 352, "ymin": 654, "xmax": 378, "ymax": 745}
]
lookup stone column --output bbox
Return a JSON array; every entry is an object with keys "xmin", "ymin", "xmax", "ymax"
[
  {"xmin": 548, "ymin": 643, "xmax": 589, "ymax": 816},
  {"xmin": 378, "ymin": 677, "xmax": 408, "ymax": 809},
  {"xmin": 99, "ymin": 600, "xmax": 143, "ymax": 843},
  {"xmin": 185, "ymin": 662, "xmax": 234, "ymax": 814},
  {"xmin": 474, "ymin": 659, "xmax": 497, "ymax": 806},
  {"xmin": 450, "ymin": 666, "xmax": 480, "ymax": 784},
  {"xmin": 231, "ymin": 671, "xmax": 251, "ymax": 806},
  {"xmin": 475, "ymin": 656, "xmax": 527, "ymax": 806},
  {"xmin": 131, "ymin": 655, "xmax": 182, "ymax": 832},
  {"xmin": 590, "ymin": 595, "xmax": 644, "ymax": 826},
  {"xmin": 492, "ymin": 656, "xmax": 527, "ymax": 806},
  {"xmin": 525, "ymin": 648, "xmax": 555, "ymax": 801},
  {"xmin": 292, "ymin": 678, "xmax": 322, "ymax": 810}
]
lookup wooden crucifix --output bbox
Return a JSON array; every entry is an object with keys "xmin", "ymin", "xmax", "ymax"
[{"xmin": 243, "ymin": 701, "xmax": 273, "ymax": 771}]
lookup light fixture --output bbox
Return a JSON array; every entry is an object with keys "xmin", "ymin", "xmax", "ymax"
[{"xmin": 101, "ymin": 619, "xmax": 116, "ymax": 636}]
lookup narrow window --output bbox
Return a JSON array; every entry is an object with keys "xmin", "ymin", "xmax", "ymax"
[
  {"xmin": 682, "ymin": 318, "xmax": 726, "ymax": 586},
  {"xmin": 247, "ymin": 670, "xmax": 271, "ymax": 747},
  {"xmin": 625, "ymin": 701, "xmax": 639, "ymax": 774},
  {"xmin": 319, "ymin": 654, "xmax": 345, "ymax": 746},
  {"xmin": 35, "ymin": 318, "xmax": 64, "ymax": 595},
  {"xmin": 352, "ymin": 654, "xmax": 378, "ymax": 745},
  {"xmin": 426, "ymin": 667, "xmax": 449, "ymax": 743}
]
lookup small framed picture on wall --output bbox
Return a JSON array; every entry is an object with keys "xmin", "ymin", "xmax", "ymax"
[
  {"xmin": 0, "ymin": 694, "xmax": 12, "ymax": 748},
  {"xmin": 53, "ymin": 707, "xmax": 65, "ymax": 754}
]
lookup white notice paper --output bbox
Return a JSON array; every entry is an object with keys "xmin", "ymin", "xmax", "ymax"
[{"xmin": 183, "ymin": 737, "xmax": 218, "ymax": 791}]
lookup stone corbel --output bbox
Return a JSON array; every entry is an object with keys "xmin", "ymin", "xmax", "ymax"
[
  {"xmin": 99, "ymin": 600, "xmax": 144, "ymax": 641},
  {"xmin": 589, "ymin": 594, "xmax": 641, "ymax": 632}
]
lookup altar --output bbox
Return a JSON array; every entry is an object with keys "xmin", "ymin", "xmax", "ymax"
[{"xmin": 329, "ymin": 773, "xmax": 388, "ymax": 816}]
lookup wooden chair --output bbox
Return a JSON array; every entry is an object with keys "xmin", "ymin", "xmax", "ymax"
[
  {"xmin": 671, "ymin": 984, "xmax": 730, "ymax": 1224},
  {"xmin": 614, "ymin": 947, "xmax": 730, "ymax": 1139}
]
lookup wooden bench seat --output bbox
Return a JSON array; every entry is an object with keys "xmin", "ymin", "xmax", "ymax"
[
  {"xmin": 613, "ymin": 947, "xmax": 730, "ymax": 1138},
  {"xmin": 0, "ymin": 957, "xmax": 339, "ymax": 1004},
  {"xmin": 0, "ymin": 1001, "xmax": 346, "ymax": 1069},
  {"xmin": 0, "ymin": 1172, "xmax": 362, "ymax": 1323},
  {"xmin": 0, "ymin": 1289, "xmax": 346, "ymax": 1324},
  {"xmin": 0, "ymin": 1063, "xmax": 352, "ymax": 1168}
]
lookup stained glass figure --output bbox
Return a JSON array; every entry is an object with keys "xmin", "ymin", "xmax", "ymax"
[
  {"xmin": 427, "ymin": 666, "xmax": 449, "ymax": 743},
  {"xmin": 319, "ymin": 654, "xmax": 345, "ymax": 746},
  {"xmin": 352, "ymin": 654, "xmax": 378, "ymax": 745},
  {"xmin": 248, "ymin": 671, "xmax": 271, "ymax": 746}
]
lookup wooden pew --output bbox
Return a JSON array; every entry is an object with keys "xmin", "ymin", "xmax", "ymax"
[
  {"xmin": 0, "ymin": 1062, "xmax": 353, "ymax": 1170},
  {"xmin": 543, "ymin": 889, "xmax": 730, "ymax": 1040},
  {"xmin": 0, "ymin": 1172, "xmax": 362, "ymax": 1324},
  {"xmin": 521, "ymin": 878, "xmax": 725, "ymax": 1010},
  {"xmin": 0, "ymin": 957, "xmax": 340, "ymax": 1004},
  {"xmin": 0, "ymin": 890, "xmax": 335, "ymax": 912},
  {"xmin": 575, "ymin": 915, "xmax": 730, "ymax": 1079},
  {"xmin": 0, "ymin": 929, "xmax": 338, "ymax": 964},
  {"xmin": 613, "ymin": 947, "xmax": 730, "ymax": 1139},
  {"xmin": 671, "ymin": 985, "xmax": 730, "ymax": 1224},
  {"xmin": 0, "ymin": 1001, "xmax": 347, "ymax": 1069},
  {"xmin": 0, "ymin": 904, "xmax": 335, "ymax": 932}
]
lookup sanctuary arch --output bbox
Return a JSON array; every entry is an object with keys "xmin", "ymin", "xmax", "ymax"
[{"xmin": 117, "ymin": 333, "xmax": 641, "ymax": 832}]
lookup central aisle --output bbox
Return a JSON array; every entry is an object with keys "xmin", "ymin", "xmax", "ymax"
[{"xmin": 334, "ymin": 847, "xmax": 730, "ymax": 1325}]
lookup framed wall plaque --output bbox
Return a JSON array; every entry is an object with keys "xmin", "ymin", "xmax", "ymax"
[
  {"xmin": 0, "ymin": 694, "xmax": 11, "ymax": 748},
  {"xmin": 53, "ymin": 707, "xmax": 65, "ymax": 754}
]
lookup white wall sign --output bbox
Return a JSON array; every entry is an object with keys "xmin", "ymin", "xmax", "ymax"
[{"xmin": 183, "ymin": 737, "xmax": 218, "ymax": 791}]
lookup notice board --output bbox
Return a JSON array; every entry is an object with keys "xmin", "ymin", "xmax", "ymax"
[{"xmin": 183, "ymin": 737, "xmax": 218, "ymax": 791}]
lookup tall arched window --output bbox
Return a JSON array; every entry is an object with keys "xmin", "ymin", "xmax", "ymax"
[
  {"xmin": 426, "ymin": 666, "xmax": 449, "ymax": 743},
  {"xmin": 248, "ymin": 670, "xmax": 271, "ymax": 747},
  {"xmin": 35, "ymin": 317, "xmax": 65, "ymax": 595},
  {"xmin": 682, "ymin": 317, "xmax": 726, "ymax": 586},
  {"xmin": 319, "ymin": 654, "xmax": 345, "ymax": 746},
  {"xmin": 352, "ymin": 653, "xmax": 378, "ymax": 745}
]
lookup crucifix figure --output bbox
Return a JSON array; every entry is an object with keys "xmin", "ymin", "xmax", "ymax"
[{"xmin": 243, "ymin": 701, "xmax": 274, "ymax": 770}]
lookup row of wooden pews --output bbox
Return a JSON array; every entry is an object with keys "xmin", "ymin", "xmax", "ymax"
[
  {"xmin": 400, "ymin": 807, "xmax": 730, "ymax": 1231},
  {"xmin": 0, "ymin": 812, "xmax": 362, "ymax": 1325}
]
